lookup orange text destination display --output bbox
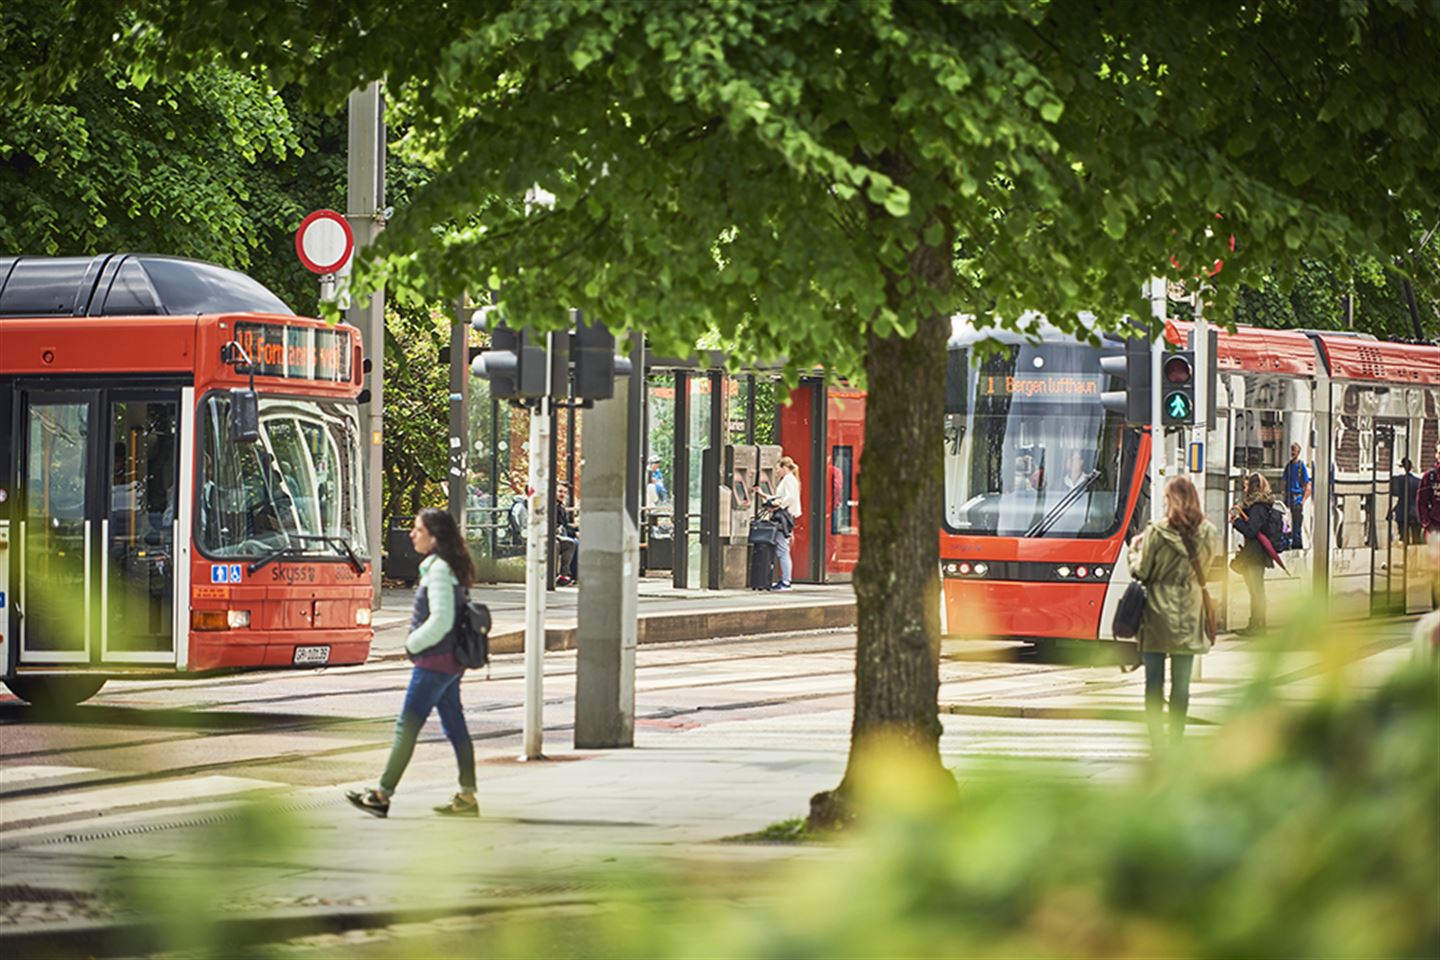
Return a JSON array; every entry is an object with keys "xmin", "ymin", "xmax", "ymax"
[
  {"xmin": 235, "ymin": 322, "xmax": 351, "ymax": 382},
  {"xmin": 982, "ymin": 374, "xmax": 1102, "ymax": 399}
]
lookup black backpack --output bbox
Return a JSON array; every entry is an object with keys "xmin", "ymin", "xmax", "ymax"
[
  {"xmin": 1262, "ymin": 502, "xmax": 1286, "ymax": 546},
  {"xmin": 454, "ymin": 600, "xmax": 492, "ymax": 669}
]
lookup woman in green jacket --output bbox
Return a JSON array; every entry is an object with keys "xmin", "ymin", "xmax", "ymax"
[{"xmin": 1127, "ymin": 476, "xmax": 1218, "ymax": 746}]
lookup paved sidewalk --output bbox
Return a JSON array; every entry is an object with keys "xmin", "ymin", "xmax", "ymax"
[
  {"xmin": 0, "ymin": 622, "xmax": 1415, "ymax": 951},
  {"xmin": 371, "ymin": 579, "xmax": 857, "ymax": 658}
]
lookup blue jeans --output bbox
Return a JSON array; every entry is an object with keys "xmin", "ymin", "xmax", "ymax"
[
  {"xmin": 776, "ymin": 532, "xmax": 793, "ymax": 585},
  {"xmin": 379, "ymin": 666, "xmax": 476, "ymax": 795},
  {"xmin": 1142, "ymin": 652, "xmax": 1195, "ymax": 745}
]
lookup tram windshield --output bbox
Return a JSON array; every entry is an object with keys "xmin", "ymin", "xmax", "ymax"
[
  {"xmin": 944, "ymin": 342, "xmax": 1137, "ymax": 538},
  {"xmin": 199, "ymin": 394, "xmax": 369, "ymax": 560}
]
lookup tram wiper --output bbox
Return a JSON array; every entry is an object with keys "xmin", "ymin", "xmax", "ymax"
[
  {"xmin": 247, "ymin": 543, "xmax": 309, "ymax": 576},
  {"xmin": 286, "ymin": 533, "xmax": 366, "ymax": 575},
  {"xmin": 1026, "ymin": 469, "xmax": 1100, "ymax": 538}
]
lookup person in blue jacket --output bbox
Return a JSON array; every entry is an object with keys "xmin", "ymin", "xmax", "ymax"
[
  {"xmin": 1281, "ymin": 442, "xmax": 1310, "ymax": 550},
  {"xmin": 347, "ymin": 508, "xmax": 478, "ymax": 818}
]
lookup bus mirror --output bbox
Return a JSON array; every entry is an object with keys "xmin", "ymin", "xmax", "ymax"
[
  {"xmin": 229, "ymin": 388, "xmax": 261, "ymax": 443},
  {"xmin": 356, "ymin": 388, "xmax": 372, "ymax": 404}
]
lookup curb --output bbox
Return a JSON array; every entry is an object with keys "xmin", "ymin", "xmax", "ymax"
[
  {"xmin": 940, "ymin": 702, "xmax": 1216, "ymax": 725},
  {"xmin": 0, "ymin": 894, "xmax": 602, "ymax": 959},
  {"xmin": 369, "ymin": 601, "xmax": 857, "ymax": 662}
]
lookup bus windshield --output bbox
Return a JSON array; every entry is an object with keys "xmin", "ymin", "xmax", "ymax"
[
  {"xmin": 199, "ymin": 394, "xmax": 369, "ymax": 561},
  {"xmin": 944, "ymin": 342, "xmax": 1136, "ymax": 538}
]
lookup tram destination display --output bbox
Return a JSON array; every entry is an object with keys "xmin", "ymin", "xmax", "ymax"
[{"xmin": 233, "ymin": 321, "xmax": 352, "ymax": 382}]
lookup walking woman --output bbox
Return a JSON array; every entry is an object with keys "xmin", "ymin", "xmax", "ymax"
[
  {"xmin": 1230, "ymin": 473, "xmax": 1279, "ymax": 634},
  {"xmin": 1128, "ymin": 476, "xmax": 1218, "ymax": 746},
  {"xmin": 347, "ymin": 508, "xmax": 478, "ymax": 818}
]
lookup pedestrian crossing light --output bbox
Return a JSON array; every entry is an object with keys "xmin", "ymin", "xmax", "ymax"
[{"xmin": 1162, "ymin": 351, "xmax": 1197, "ymax": 427}]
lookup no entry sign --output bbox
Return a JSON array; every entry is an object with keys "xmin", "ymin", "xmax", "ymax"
[{"xmin": 295, "ymin": 209, "xmax": 355, "ymax": 275}]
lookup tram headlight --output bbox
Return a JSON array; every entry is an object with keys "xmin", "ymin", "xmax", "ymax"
[
  {"xmin": 973, "ymin": 563, "xmax": 988, "ymax": 577},
  {"xmin": 355, "ymin": 607, "xmax": 372, "ymax": 626},
  {"xmin": 1056, "ymin": 566, "xmax": 1071, "ymax": 578},
  {"xmin": 227, "ymin": 609, "xmax": 251, "ymax": 629}
]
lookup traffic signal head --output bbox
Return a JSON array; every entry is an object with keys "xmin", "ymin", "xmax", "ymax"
[
  {"xmin": 1161, "ymin": 350, "xmax": 1196, "ymax": 427},
  {"xmin": 470, "ymin": 319, "xmax": 547, "ymax": 400},
  {"xmin": 1100, "ymin": 334, "xmax": 1152, "ymax": 425},
  {"xmin": 572, "ymin": 310, "xmax": 633, "ymax": 401}
]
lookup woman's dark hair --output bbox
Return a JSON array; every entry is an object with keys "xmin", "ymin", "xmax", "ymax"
[{"xmin": 417, "ymin": 507, "xmax": 474, "ymax": 587}]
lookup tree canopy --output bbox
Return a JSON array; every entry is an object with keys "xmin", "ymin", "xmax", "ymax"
[
  {"xmin": 21, "ymin": 1, "xmax": 1439, "ymax": 362},
  {"xmin": 15, "ymin": 0, "xmax": 1440, "ymax": 818}
]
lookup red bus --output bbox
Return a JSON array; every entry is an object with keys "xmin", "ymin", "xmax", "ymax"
[
  {"xmin": 941, "ymin": 317, "xmax": 1440, "ymax": 644},
  {"xmin": 1, "ymin": 254, "xmax": 375, "ymax": 707}
]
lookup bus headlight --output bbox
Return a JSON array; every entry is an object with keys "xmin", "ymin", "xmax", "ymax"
[
  {"xmin": 973, "ymin": 563, "xmax": 988, "ymax": 577},
  {"xmin": 227, "ymin": 609, "xmax": 251, "ymax": 629},
  {"xmin": 355, "ymin": 607, "xmax": 372, "ymax": 626}
]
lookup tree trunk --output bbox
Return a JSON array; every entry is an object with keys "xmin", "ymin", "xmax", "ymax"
[{"xmin": 809, "ymin": 231, "xmax": 953, "ymax": 829}]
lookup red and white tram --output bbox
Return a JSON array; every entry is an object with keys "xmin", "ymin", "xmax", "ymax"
[
  {"xmin": 940, "ymin": 317, "xmax": 1439, "ymax": 642},
  {"xmin": 1, "ymin": 255, "xmax": 375, "ymax": 706}
]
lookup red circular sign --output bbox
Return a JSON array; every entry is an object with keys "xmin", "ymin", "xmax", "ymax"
[{"xmin": 295, "ymin": 209, "xmax": 355, "ymax": 275}]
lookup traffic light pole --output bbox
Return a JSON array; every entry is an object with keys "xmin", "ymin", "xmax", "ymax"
[{"xmin": 1148, "ymin": 277, "xmax": 1166, "ymax": 523}]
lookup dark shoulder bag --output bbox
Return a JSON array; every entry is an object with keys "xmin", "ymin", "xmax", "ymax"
[
  {"xmin": 1179, "ymin": 532, "xmax": 1218, "ymax": 644},
  {"xmin": 1112, "ymin": 529, "xmax": 1148, "ymax": 641}
]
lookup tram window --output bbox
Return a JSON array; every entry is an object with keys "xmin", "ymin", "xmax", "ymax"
[
  {"xmin": 943, "ymin": 343, "xmax": 1137, "ymax": 539},
  {"xmin": 199, "ymin": 394, "xmax": 368, "ymax": 559}
]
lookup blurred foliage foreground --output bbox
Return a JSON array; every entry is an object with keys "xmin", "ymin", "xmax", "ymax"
[{"xmin": 115, "ymin": 641, "xmax": 1436, "ymax": 960}]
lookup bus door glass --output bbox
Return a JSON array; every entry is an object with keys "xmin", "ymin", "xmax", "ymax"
[
  {"xmin": 103, "ymin": 394, "xmax": 179, "ymax": 661},
  {"xmin": 19, "ymin": 390, "xmax": 99, "ymax": 663}
]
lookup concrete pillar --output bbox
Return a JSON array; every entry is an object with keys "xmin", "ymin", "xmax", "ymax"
[
  {"xmin": 574, "ymin": 376, "xmax": 638, "ymax": 748},
  {"xmin": 347, "ymin": 81, "xmax": 385, "ymax": 607}
]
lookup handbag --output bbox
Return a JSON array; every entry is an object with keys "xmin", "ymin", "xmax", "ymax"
[
  {"xmin": 748, "ymin": 519, "xmax": 782, "ymax": 545},
  {"xmin": 1112, "ymin": 580, "xmax": 1147, "ymax": 640},
  {"xmin": 1179, "ymin": 531, "xmax": 1218, "ymax": 644}
]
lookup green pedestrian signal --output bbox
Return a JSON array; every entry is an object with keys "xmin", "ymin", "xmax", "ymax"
[{"xmin": 1161, "ymin": 351, "xmax": 1197, "ymax": 426}]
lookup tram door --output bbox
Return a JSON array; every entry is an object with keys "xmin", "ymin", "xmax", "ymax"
[
  {"xmin": 17, "ymin": 388, "xmax": 179, "ymax": 665},
  {"xmin": 1369, "ymin": 421, "xmax": 1409, "ymax": 616}
]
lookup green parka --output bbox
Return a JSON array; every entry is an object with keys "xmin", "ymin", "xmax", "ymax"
[{"xmin": 1126, "ymin": 517, "xmax": 1219, "ymax": 655}]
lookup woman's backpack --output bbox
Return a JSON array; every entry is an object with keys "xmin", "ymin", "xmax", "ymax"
[{"xmin": 454, "ymin": 600, "xmax": 492, "ymax": 669}]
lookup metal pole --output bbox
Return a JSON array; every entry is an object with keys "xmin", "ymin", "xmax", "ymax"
[
  {"xmin": 1193, "ymin": 290, "xmax": 1208, "ymax": 484},
  {"xmin": 347, "ymin": 81, "xmax": 386, "ymax": 608},
  {"xmin": 522, "ymin": 395, "xmax": 550, "ymax": 760},
  {"xmin": 447, "ymin": 296, "xmax": 469, "ymax": 526},
  {"xmin": 1149, "ymin": 277, "xmax": 1166, "ymax": 522}
]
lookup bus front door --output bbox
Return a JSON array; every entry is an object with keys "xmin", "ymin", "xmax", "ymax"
[
  {"xmin": 102, "ymin": 393, "xmax": 180, "ymax": 663},
  {"xmin": 18, "ymin": 388, "xmax": 181, "ymax": 666}
]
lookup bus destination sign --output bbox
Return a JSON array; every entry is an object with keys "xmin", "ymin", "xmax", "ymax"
[
  {"xmin": 234, "ymin": 322, "xmax": 352, "ymax": 382},
  {"xmin": 982, "ymin": 373, "xmax": 1102, "ymax": 400}
]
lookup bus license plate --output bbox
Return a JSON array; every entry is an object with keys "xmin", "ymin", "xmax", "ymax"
[{"xmin": 293, "ymin": 645, "xmax": 330, "ymax": 666}]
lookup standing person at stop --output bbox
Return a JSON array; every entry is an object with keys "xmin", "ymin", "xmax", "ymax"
[
  {"xmin": 768, "ymin": 455, "xmax": 803, "ymax": 590},
  {"xmin": 1419, "ymin": 443, "xmax": 1440, "ymax": 609},
  {"xmin": 1282, "ymin": 442, "xmax": 1311, "ymax": 550},
  {"xmin": 347, "ymin": 508, "xmax": 478, "ymax": 818}
]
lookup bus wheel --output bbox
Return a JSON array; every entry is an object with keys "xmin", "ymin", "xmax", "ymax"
[{"xmin": 3, "ymin": 677, "xmax": 107, "ymax": 708}]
